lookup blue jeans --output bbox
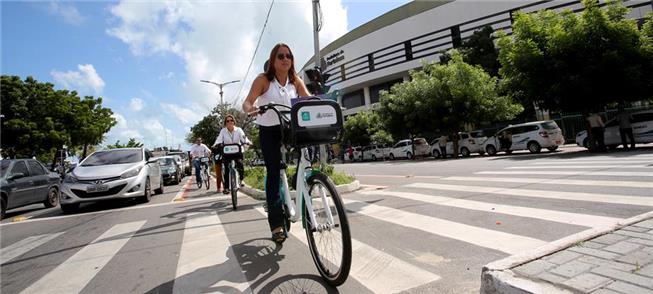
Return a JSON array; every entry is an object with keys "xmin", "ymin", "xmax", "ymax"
[
  {"xmin": 259, "ymin": 125, "xmax": 283, "ymax": 231},
  {"xmin": 193, "ymin": 159, "xmax": 202, "ymax": 183}
]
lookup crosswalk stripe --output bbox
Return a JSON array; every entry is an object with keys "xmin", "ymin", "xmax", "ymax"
[
  {"xmin": 341, "ymin": 200, "xmax": 546, "ymax": 254},
  {"xmin": 506, "ymin": 165, "xmax": 652, "ymax": 169},
  {"xmin": 1, "ymin": 232, "xmax": 65, "ymax": 264},
  {"xmin": 20, "ymin": 221, "xmax": 146, "ymax": 294},
  {"xmin": 532, "ymin": 160, "xmax": 652, "ymax": 164},
  {"xmin": 173, "ymin": 212, "xmax": 251, "ymax": 293},
  {"xmin": 359, "ymin": 190, "xmax": 621, "ymax": 228},
  {"xmin": 406, "ymin": 183, "xmax": 653, "ymax": 207},
  {"xmin": 477, "ymin": 171, "xmax": 653, "ymax": 177},
  {"xmin": 442, "ymin": 176, "xmax": 653, "ymax": 189},
  {"xmin": 253, "ymin": 207, "xmax": 440, "ymax": 293}
]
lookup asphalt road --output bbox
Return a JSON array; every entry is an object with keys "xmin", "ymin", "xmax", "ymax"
[{"xmin": 1, "ymin": 145, "xmax": 652, "ymax": 293}]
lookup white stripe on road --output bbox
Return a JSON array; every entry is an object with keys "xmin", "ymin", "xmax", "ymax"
[
  {"xmin": 173, "ymin": 212, "xmax": 251, "ymax": 294},
  {"xmin": 532, "ymin": 160, "xmax": 652, "ymax": 165},
  {"xmin": 20, "ymin": 221, "xmax": 146, "ymax": 294},
  {"xmin": 442, "ymin": 176, "xmax": 653, "ymax": 189},
  {"xmin": 507, "ymin": 165, "xmax": 652, "ymax": 169},
  {"xmin": 340, "ymin": 200, "xmax": 546, "ymax": 254},
  {"xmin": 360, "ymin": 190, "xmax": 621, "ymax": 228},
  {"xmin": 253, "ymin": 207, "xmax": 440, "ymax": 293},
  {"xmin": 406, "ymin": 183, "xmax": 653, "ymax": 207},
  {"xmin": 1, "ymin": 232, "xmax": 65, "ymax": 264},
  {"xmin": 477, "ymin": 171, "xmax": 653, "ymax": 177}
]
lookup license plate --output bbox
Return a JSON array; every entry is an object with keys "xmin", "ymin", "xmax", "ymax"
[{"xmin": 87, "ymin": 184, "xmax": 109, "ymax": 193}]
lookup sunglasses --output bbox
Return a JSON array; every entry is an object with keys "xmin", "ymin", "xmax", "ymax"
[
  {"xmin": 276, "ymin": 53, "xmax": 293, "ymax": 60},
  {"xmin": 226, "ymin": 119, "xmax": 234, "ymax": 123}
]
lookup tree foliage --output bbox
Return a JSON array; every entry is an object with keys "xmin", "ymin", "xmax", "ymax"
[
  {"xmin": 186, "ymin": 103, "xmax": 259, "ymax": 156},
  {"xmin": 1, "ymin": 75, "xmax": 116, "ymax": 162},
  {"xmin": 378, "ymin": 51, "xmax": 523, "ymax": 143},
  {"xmin": 441, "ymin": 25, "xmax": 500, "ymax": 77},
  {"xmin": 107, "ymin": 138, "xmax": 144, "ymax": 149},
  {"xmin": 342, "ymin": 110, "xmax": 393, "ymax": 147},
  {"xmin": 497, "ymin": 0, "xmax": 653, "ymax": 112}
]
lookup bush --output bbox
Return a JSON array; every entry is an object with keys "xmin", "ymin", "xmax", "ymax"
[{"xmin": 243, "ymin": 165, "xmax": 355, "ymax": 191}]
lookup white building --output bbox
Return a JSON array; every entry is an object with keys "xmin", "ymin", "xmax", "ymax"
[{"xmin": 301, "ymin": 0, "xmax": 652, "ymax": 118}]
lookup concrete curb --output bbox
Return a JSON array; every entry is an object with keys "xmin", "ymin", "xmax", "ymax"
[
  {"xmin": 240, "ymin": 180, "xmax": 360, "ymax": 201},
  {"xmin": 480, "ymin": 210, "xmax": 653, "ymax": 294}
]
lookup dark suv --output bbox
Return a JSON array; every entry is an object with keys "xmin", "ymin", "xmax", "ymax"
[{"xmin": 1, "ymin": 159, "xmax": 61, "ymax": 219}]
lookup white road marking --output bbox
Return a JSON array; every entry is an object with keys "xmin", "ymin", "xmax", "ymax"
[
  {"xmin": 253, "ymin": 207, "xmax": 440, "ymax": 293},
  {"xmin": 406, "ymin": 183, "xmax": 653, "ymax": 207},
  {"xmin": 477, "ymin": 171, "xmax": 653, "ymax": 177},
  {"xmin": 20, "ymin": 221, "xmax": 146, "ymax": 294},
  {"xmin": 532, "ymin": 160, "xmax": 652, "ymax": 164},
  {"xmin": 442, "ymin": 176, "xmax": 653, "ymax": 189},
  {"xmin": 1, "ymin": 232, "xmax": 65, "ymax": 264},
  {"xmin": 507, "ymin": 165, "xmax": 652, "ymax": 169},
  {"xmin": 360, "ymin": 190, "xmax": 621, "ymax": 228},
  {"xmin": 173, "ymin": 212, "xmax": 251, "ymax": 293}
]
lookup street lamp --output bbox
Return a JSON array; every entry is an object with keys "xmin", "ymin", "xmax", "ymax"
[{"xmin": 200, "ymin": 79, "xmax": 240, "ymax": 105}]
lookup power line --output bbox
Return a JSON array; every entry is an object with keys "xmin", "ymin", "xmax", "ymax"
[{"xmin": 235, "ymin": 0, "xmax": 275, "ymax": 107}]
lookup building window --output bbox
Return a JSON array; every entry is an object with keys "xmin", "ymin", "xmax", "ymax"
[
  {"xmin": 342, "ymin": 90, "xmax": 365, "ymax": 109},
  {"xmin": 370, "ymin": 78, "xmax": 404, "ymax": 104}
]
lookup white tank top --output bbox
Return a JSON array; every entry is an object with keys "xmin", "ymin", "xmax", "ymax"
[{"xmin": 256, "ymin": 76, "xmax": 297, "ymax": 126}]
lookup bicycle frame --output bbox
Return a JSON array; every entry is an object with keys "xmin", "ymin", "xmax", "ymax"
[{"xmin": 280, "ymin": 147, "xmax": 335, "ymax": 232}]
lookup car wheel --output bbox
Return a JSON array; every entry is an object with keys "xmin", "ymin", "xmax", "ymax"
[
  {"xmin": 1, "ymin": 196, "xmax": 6, "ymax": 219},
  {"xmin": 547, "ymin": 146, "xmax": 559, "ymax": 152},
  {"xmin": 582, "ymin": 138, "xmax": 589, "ymax": 148},
  {"xmin": 461, "ymin": 147, "xmax": 470, "ymax": 157},
  {"xmin": 432, "ymin": 149, "xmax": 440, "ymax": 158},
  {"xmin": 43, "ymin": 187, "xmax": 59, "ymax": 208},
  {"xmin": 389, "ymin": 153, "xmax": 395, "ymax": 160},
  {"xmin": 406, "ymin": 152, "xmax": 413, "ymax": 160},
  {"xmin": 478, "ymin": 151, "xmax": 485, "ymax": 156},
  {"xmin": 60, "ymin": 203, "xmax": 80, "ymax": 214},
  {"xmin": 486, "ymin": 145, "xmax": 497, "ymax": 156},
  {"xmin": 141, "ymin": 177, "xmax": 152, "ymax": 203},
  {"xmin": 528, "ymin": 141, "xmax": 542, "ymax": 153},
  {"xmin": 371, "ymin": 155, "xmax": 376, "ymax": 161},
  {"xmin": 154, "ymin": 178, "xmax": 164, "ymax": 195}
]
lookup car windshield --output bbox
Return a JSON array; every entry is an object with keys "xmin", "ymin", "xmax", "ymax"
[
  {"xmin": 0, "ymin": 160, "xmax": 10, "ymax": 177},
  {"xmin": 158, "ymin": 158, "xmax": 175, "ymax": 166},
  {"xmin": 541, "ymin": 121, "xmax": 559, "ymax": 130},
  {"xmin": 471, "ymin": 131, "xmax": 485, "ymax": 138},
  {"xmin": 81, "ymin": 149, "xmax": 143, "ymax": 166}
]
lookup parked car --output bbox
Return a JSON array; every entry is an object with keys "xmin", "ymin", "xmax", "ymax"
[
  {"xmin": 388, "ymin": 138, "xmax": 430, "ymax": 160},
  {"xmin": 169, "ymin": 155, "xmax": 185, "ymax": 179},
  {"xmin": 482, "ymin": 121, "xmax": 565, "ymax": 155},
  {"xmin": 576, "ymin": 110, "xmax": 653, "ymax": 150},
  {"xmin": 168, "ymin": 151, "xmax": 191, "ymax": 176},
  {"xmin": 60, "ymin": 148, "xmax": 163, "ymax": 213},
  {"xmin": 0, "ymin": 159, "xmax": 61, "ymax": 219},
  {"xmin": 362, "ymin": 144, "xmax": 391, "ymax": 161},
  {"xmin": 430, "ymin": 131, "xmax": 488, "ymax": 158},
  {"xmin": 158, "ymin": 156, "xmax": 183, "ymax": 185}
]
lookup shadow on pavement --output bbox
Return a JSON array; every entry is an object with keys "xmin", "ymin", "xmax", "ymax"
[
  {"xmin": 258, "ymin": 274, "xmax": 340, "ymax": 294},
  {"xmin": 487, "ymin": 145, "xmax": 653, "ymax": 161}
]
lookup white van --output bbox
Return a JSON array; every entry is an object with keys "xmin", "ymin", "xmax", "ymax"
[
  {"xmin": 388, "ymin": 138, "xmax": 430, "ymax": 160},
  {"xmin": 482, "ymin": 121, "xmax": 565, "ymax": 155},
  {"xmin": 575, "ymin": 110, "xmax": 653, "ymax": 149}
]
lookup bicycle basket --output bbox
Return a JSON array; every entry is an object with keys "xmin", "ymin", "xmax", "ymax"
[
  {"xmin": 222, "ymin": 144, "xmax": 242, "ymax": 161},
  {"xmin": 290, "ymin": 99, "xmax": 343, "ymax": 147},
  {"xmin": 200, "ymin": 157, "xmax": 210, "ymax": 163}
]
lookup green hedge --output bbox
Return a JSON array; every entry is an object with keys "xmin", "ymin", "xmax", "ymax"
[{"xmin": 244, "ymin": 165, "xmax": 355, "ymax": 191}]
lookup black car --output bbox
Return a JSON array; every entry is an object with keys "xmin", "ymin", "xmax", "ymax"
[
  {"xmin": 158, "ymin": 156, "xmax": 183, "ymax": 185},
  {"xmin": 1, "ymin": 159, "xmax": 61, "ymax": 219}
]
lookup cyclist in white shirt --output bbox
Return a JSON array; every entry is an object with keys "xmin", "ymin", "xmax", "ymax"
[
  {"xmin": 190, "ymin": 137, "xmax": 212, "ymax": 184},
  {"xmin": 213, "ymin": 114, "xmax": 251, "ymax": 194}
]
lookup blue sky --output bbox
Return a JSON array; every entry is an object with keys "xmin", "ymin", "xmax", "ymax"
[{"xmin": 2, "ymin": 0, "xmax": 409, "ymax": 150}]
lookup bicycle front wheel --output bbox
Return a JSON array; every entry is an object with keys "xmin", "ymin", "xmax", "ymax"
[
  {"xmin": 230, "ymin": 168, "xmax": 238, "ymax": 210},
  {"xmin": 304, "ymin": 172, "xmax": 352, "ymax": 286},
  {"xmin": 204, "ymin": 168, "xmax": 210, "ymax": 190}
]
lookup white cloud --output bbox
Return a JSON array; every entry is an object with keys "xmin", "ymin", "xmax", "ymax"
[
  {"xmin": 129, "ymin": 98, "xmax": 144, "ymax": 112},
  {"xmin": 107, "ymin": 1, "xmax": 348, "ymax": 109},
  {"xmin": 48, "ymin": 2, "xmax": 85, "ymax": 25},
  {"xmin": 112, "ymin": 113, "xmax": 128, "ymax": 129},
  {"xmin": 51, "ymin": 64, "xmax": 105, "ymax": 96},
  {"xmin": 161, "ymin": 103, "xmax": 197, "ymax": 125}
]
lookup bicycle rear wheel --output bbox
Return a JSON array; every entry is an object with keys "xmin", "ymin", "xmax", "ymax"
[
  {"xmin": 303, "ymin": 172, "xmax": 352, "ymax": 286},
  {"xmin": 204, "ymin": 167, "xmax": 210, "ymax": 190},
  {"xmin": 230, "ymin": 168, "xmax": 238, "ymax": 210}
]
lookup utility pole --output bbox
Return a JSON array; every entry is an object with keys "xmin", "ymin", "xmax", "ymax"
[
  {"xmin": 312, "ymin": 0, "xmax": 328, "ymax": 165},
  {"xmin": 200, "ymin": 79, "xmax": 240, "ymax": 105}
]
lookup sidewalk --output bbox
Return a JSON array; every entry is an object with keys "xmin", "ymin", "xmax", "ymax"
[{"xmin": 481, "ymin": 212, "xmax": 653, "ymax": 294}]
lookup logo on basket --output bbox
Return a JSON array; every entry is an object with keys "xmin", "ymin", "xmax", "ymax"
[
  {"xmin": 301, "ymin": 111, "xmax": 311, "ymax": 121},
  {"xmin": 316, "ymin": 112, "xmax": 334, "ymax": 119}
]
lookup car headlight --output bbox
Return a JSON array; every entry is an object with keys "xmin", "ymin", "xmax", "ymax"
[
  {"xmin": 121, "ymin": 167, "xmax": 142, "ymax": 179},
  {"xmin": 64, "ymin": 174, "xmax": 78, "ymax": 183}
]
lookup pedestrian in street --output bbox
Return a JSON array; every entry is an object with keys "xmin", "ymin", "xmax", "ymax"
[
  {"xmin": 615, "ymin": 105, "xmax": 635, "ymax": 150},
  {"xmin": 586, "ymin": 112, "xmax": 606, "ymax": 152},
  {"xmin": 438, "ymin": 134, "xmax": 448, "ymax": 158}
]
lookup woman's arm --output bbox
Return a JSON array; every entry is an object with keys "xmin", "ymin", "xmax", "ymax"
[
  {"xmin": 294, "ymin": 74, "xmax": 311, "ymax": 97},
  {"xmin": 242, "ymin": 75, "xmax": 267, "ymax": 113}
]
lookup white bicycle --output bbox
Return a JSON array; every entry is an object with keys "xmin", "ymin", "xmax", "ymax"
[
  {"xmin": 253, "ymin": 99, "xmax": 352, "ymax": 286},
  {"xmin": 195, "ymin": 157, "xmax": 210, "ymax": 190}
]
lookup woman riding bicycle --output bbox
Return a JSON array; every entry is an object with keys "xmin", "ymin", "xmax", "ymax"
[
  {"xmin": 212, "ymin": 114, "xmax": 251, "ymax": 195},
  {"xmin": 242, "ymin": 43, "xmax": 310, "ymax": 243},
  {"xmin": 190, "ymin": 137, "xmax": 212, "ymax": 185}
]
